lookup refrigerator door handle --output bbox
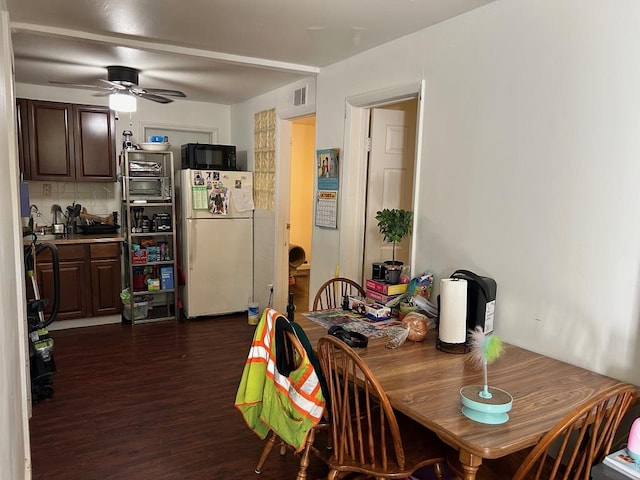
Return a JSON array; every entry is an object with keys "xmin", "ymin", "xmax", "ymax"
[{"xmin": 189, "ymin": 220, "xmax": 196, "ymax": 270}]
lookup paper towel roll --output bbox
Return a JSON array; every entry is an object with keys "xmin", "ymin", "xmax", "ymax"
[{"xmin": 439, "ymin": 278, "xmax": 467, "ymax": 344}]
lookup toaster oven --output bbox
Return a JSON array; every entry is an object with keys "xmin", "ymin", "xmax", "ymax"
[{"xmin": 125, "ymin": 177, "xmax": 171, "ymax": 200}]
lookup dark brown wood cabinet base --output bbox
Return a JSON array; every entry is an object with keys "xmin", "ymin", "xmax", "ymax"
[
  {"xmin": 29, "ymin": 241, "xmax": 122, "ymax": 321},
  {"xmin": 89, "ymin": 243, "xmax": 122, "ymax": 317}
]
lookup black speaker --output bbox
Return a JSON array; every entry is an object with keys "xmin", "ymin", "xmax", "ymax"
[
  {"xmin": 372, "ymin": 262, "xmax": 385, "ymax": 281},
  {"xmin": 449, "ymin": 269, "xmax": 497, "ymax": 335}
]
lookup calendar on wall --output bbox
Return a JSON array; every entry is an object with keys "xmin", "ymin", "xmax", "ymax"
[
  {"xmin": 315, "ymin": 148, "xmax": 340, "ymax": 229},
  {"xmin": 315, "ymin": 190, "xmax": 338, "ymax": 228}
]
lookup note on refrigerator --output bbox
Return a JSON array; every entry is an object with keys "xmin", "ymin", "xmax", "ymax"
[
  {"xmin": 192, "ymin": 185, "xmax": 208, "ymax": 210},
  {"xmin": 232, "ymin": 184, "xmax": 255, "ymax": 212}
]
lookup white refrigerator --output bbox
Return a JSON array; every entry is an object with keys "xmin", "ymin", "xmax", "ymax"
[{"xmin": 177, "ymin": 169, "xmax": 254, "ymax": 318}]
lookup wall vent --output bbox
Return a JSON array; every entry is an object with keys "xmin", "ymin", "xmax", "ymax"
[{"xmin": 293, "ymin": 86, "xmax": 307, "ymax": 107}]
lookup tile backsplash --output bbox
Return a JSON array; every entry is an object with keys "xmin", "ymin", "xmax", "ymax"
[{"xmin": 25, "ymin": 180, "xmax": 121, "ymax": 227}]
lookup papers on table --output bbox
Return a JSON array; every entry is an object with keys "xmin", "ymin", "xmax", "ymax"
[{"xmin": 603, "ymin": 449, "xmax": 640, "ymax": 479}]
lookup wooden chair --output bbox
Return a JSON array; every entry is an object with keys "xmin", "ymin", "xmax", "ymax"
[
  {"xmin": 447, "ymin": 383, "xmax": 637, "ymax": 480},
  {"xmin": 254, "ymin": 329, "xmax": 331, "ymax": 480},
  {"xmin": 312, "ymin": 277, "xmax": 366, "ymax": 310},
  {"xmin": 317, "ymin": 335, "xmax": 445, "ymax": 480}
]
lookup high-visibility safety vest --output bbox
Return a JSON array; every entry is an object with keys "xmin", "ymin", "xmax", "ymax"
[{"xmin": 235, "ymin": 307, "xmax": 325, "ymax": 451}]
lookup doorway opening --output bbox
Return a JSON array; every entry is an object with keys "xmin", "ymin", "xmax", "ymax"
[
  {"xmin": 337, "ymin": 81, "xmax": 425, "ymax": 287},
  {"xmin": 362, "ymin": 100, "xmax": 417, "ymax": 286},
  {"xmin": 287, "ymin": 115, "xmax": 315, "ymax": 312}
]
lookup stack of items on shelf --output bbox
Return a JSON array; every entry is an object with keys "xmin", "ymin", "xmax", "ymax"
[
  {"xmin": 121, "ymin": 149, "xmax": 178, "ymax": 324},
  {"xmin": 365, "ymin": 278, "xmax": 408, "ymax": 305},
  {"xmin": 131, "ymin": 238, "xmax": 171, "ymax": 263},
  {"xmin": 130, "ymin": 238, "xmax": 173, "ymax": 292}
]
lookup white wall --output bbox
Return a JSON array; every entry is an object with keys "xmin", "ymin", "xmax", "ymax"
[
  {"xmin": 232, "ymin": 91, "xmax": 279, "ymax": 314},
  {"xmin": 314, "ymin": 0, "xmax": 640, "ymax": 385},
  {"xmin": 0, "ymin": 4, "xmax": 31, "ymax": 478},
  {"xmin": 231, "ymin": 77, "xmax": 317, "ymax": 314}
]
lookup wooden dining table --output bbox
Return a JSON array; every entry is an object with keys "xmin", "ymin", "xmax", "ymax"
[{"xmin": 296, "ymin": 310, "xmax": 635, "ymax": 480}]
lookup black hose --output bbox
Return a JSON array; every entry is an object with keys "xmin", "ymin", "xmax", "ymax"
[
  {"xmin": 23, "ymin": 233, "xmax": 60, "ymax": 328},
  {"xmin": 35, "ymin": 243, "xmax": 60, "ymax": 328}
]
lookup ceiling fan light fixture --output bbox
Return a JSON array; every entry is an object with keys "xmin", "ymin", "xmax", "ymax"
[{"xmin": 109, "ymin": 93, "xmax": 137, "ymax": 112}]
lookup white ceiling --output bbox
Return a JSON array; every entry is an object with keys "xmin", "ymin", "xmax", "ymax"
[{"xmin": 7, "ymin": 0, "xmax": 496, "ymax": 105}]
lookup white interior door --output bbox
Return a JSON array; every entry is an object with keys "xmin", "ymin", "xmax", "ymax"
[{"xmin": 363, "ymin": 101, "xmax": 417, "ymax": 283}]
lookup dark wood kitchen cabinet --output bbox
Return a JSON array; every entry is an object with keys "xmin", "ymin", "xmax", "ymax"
[
  {"xmin": 30, "ymin": 241, "xmax": 122, "ymax": 321},
  {"xmin": 33, "ymin": 244, "xmax": 89, "ymax": 321},
  {"xmin": 20, "ymin": 99, "xmax": 116, "ymax": 182},
  {"xmin": 89, "ymin": 243, "xmax": 122, "ymax": 317}
]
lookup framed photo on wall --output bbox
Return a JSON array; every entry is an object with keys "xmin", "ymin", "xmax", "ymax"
[{"xmin": 317, "ymin": 148, "xmax": 339, "ymax": 190}]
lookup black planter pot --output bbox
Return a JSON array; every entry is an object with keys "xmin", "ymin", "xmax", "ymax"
[
  {"xmin": 383, "ymin": 261, "xmax": 403, "ymax": 284},
  {"xmin": 385, "ymin": 267, "xmax": 402, "ymax": 284}
]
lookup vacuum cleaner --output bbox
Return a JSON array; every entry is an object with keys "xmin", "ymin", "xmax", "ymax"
[{"xmin": 23, "ymin": 233, "xmax": 60, "ymax": 403}]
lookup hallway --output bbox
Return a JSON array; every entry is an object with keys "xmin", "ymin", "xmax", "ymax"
[{"xmin": 289, "ymin": 268, "xmax": 310, "ymax": 313}]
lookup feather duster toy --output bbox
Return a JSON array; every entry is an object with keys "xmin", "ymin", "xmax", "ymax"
[
  {"xmin": 468, "ymin": 327, "xmax": 504, "ymax": 399},
  {"xmin": 460, "ymin": 327, "xmax": 511, "ymax": 424}
]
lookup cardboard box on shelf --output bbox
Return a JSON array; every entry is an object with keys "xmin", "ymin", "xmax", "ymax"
[
  {"xmin": 347, "ymin": 296, "xmax": 391, "ymax": 320},
  {"xmin": 160, "ymin": 266, "xmax": 174, "ymax": 290},
  {"xmin": 365, "ymin": 289, "xmax": 401, "ymax": 305},
  {"xmin": 365, "ymin": 278, "xmax": 408, "ymax": 296},
  {"xmin": 132, "ymin": 249, "xmax": 147, "ymax": 265}
]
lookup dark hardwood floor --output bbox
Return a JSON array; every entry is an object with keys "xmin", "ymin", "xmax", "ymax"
[
  {"xmin": 289, "ymin": 270, "xmax": 310, "ymax": 313},
  {"xmin": 29, "ymin": 315, "xmax": 330, "ymax": 480}
]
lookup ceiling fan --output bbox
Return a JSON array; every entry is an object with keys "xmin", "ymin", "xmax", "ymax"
[{"xmin": 50, "ymin": 65, "xmax": 186, "ymax": 105}]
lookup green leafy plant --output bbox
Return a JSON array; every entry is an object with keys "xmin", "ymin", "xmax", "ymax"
[{"xmin": 375, "ymin": 208, "xmax": 413, "ymax": 264}]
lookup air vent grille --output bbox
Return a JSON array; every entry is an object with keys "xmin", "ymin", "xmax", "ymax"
[{"xmin": 293, "ymin": 86, "xmax": 307, "ymax": 107}]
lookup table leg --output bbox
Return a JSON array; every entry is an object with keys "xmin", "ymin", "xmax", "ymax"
[{"xmin": 458, "ymin": 449, "xmax": 482, "ymax": 480}]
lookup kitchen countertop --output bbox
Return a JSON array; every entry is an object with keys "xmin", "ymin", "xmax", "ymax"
[{"xmin": 23, "ymin": 233, "xmax": 125, "ymax": 245}]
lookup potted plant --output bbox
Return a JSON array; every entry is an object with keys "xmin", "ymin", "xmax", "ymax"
[{"xmin": 375, "ymin": 208, "xmax": 413, "ymax": 284}]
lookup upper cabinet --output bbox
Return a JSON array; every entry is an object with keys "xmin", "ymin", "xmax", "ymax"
[
  {"xmin": 18, "ymin": 99, "xmax": 116, "ymax": 182},
  {"xmin": 73, "ymin": 104, "xmax": 117, "ymax": 181}
]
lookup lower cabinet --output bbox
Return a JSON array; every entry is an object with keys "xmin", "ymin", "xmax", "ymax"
[
  {"xmin": 32, "ymin": 242, "xmax": 121, "ymax": 321},
  {"xmin": 89, "ymin": 243, "xmax": 122, "ymax": 317}
]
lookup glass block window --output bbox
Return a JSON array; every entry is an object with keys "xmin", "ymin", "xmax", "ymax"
[{"xmin": 254, "ymin": 108, "xmax": 276, "ymax": 210}]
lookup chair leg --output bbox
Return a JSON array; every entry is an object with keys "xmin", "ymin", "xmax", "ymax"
[
  {"xmin": 295, "ymin": 428, "xmax": 315, "ymax": 480},
  {"xmin": 327, "ymin": 470, "xmax": 340, "ymax": 480},
  {"xmin": 433, "ymin": 462, "xmax": 444, "ymax": 480},
  {"xmin": 255, "ymin": 430, "xmax": 279, "ymax": 474}
]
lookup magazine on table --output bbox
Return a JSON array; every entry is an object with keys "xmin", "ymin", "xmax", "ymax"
[{"xmin": 603, "ymin": 448, "xmax": 640, "ymax": 479}]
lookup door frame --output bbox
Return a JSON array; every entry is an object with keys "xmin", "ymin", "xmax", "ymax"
[
  {"xmin": 274, "ymin": 118, "xmax": 293, "ymax": 311},
  {"xmin": 339, "ymin": 80, "xmax": 426, "ymax": 283},
  {"xmin": 274, "ymin": 114, "xmax": 316, "ymax": 312}
]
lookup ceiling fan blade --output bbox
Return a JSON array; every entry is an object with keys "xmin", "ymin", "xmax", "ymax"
[
  {"xmin": 98, "ymin": 79, "xmax": 127, "ymax": 90},
  {"xmin": 140, "ymin": 88, "xmax": 186, "ymax": 98},
  {"xmin": 49, "ymin": 80, "xmax": 112, "ymax": 91},
  {"xmin": 132, "ymin": 91, "xmax": 174, "ymax": 104},
  {"xmin": 50, "ymin": 67, "xmax": 182, "ymax": 106}
]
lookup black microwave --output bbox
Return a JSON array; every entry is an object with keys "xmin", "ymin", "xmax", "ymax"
[{"xmin": 181, "ymin": 143, "xmax": 237, "ymax": 170}]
